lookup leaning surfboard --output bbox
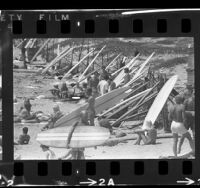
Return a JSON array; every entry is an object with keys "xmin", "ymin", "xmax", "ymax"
[
  {"xmin": 54, "ymin": 86, "xmax": 132, "ymax": 127},
  {"xmin": 36, "ymin": 125, "xmax": 110, "ymax": 148},
  {"xmin": 142, "ymin": 75, "xmax": 178, "ymax": 130}
]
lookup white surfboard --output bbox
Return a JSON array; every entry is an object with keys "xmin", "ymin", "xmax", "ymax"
[
  {"xmin": 142, "ymin": 75, "xmax": 178, "ymax": 130},
  {"xmin": 36, "ymin": 125, "xmax": 110, "ymax": 148}
]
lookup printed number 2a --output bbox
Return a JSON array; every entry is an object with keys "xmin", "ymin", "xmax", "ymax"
[{"xmin": 99, "ymin": 178, "xmax": 115, "ymax": 186}]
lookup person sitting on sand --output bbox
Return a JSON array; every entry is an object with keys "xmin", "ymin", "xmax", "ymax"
[
  {"xmin": 73, "ymin": 82, "xmax": 84, "ymax": 97},
  {"xmin": 168, "ymin": 95, "xmax": 194, "ymax": 157},
  {"xmin": 86, "ymin": 88, "xmax": 96, "ymax": 126},
  {"xmin": 60, "ymin": 82, "xmax": 68, "ymax": 99},
  {"xmin": 40, "ymin": 145, "xmax": 56, "ymax": 160},
  {"xmin": 18, "ymin": 127, "xmax": 30, "ymax": 145},
  {"xmin": 50, "ymin": 84, "xmax": 60, "ymax": 98},
  {"xmin": 177, "ymin": 89, "xmax": 195, "ymax": 154},
  {"xmin": 134, "ymin": 120, "xmax": 158, "ymax": 145},
  {"xmin": 41, "ymin": 104, "xmax": 64, "ymax": 131},
  {"xmin": 14, "ymin": 98, "xmax": 39, "ymax": 123},
  {"xmin": 24, "ymin": 98, "xmax": 31, "ymax": 113}
]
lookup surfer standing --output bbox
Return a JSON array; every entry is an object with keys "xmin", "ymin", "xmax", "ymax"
[
  {"xmin": 178, "ymin": 88, "xmax": 195, "ymax": 154},
  {"xmin": 90, "ymin": 71, "xmax": 100, "ymax": 98},
  {"xmin": 97, "ymin": 75, "xmax": 109, "ymax": 96},
  {"xmin": 86, "ymin": 88, "xmax": 96, "ymax": 126},
  {"xmin": 123, "ymin": 68, "xmax": 131, "ymax": 85},
  {"xmin": 168, "ymin": 95, "xmax": 194, "ymax": 157}
]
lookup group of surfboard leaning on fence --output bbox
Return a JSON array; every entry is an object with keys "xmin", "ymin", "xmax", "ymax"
[{"xmin": 14, "ymin": 44, "xmax": 195, "ymax": 160}]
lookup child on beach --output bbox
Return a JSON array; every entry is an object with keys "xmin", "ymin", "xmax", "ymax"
[
  {"xmin": 40, "ymin": 145, "xmax": 56, "ymax": 159},
  {"xmin": 18, "ymin": 127, "xmax": 30, "ymax": 145},
  {"xmin": 134, "ymin": 120, "xmax": 158, "ymax": 145},
  {"xmin": 168, "ymin": 95, "xmax": 194, "ymax": 157}
]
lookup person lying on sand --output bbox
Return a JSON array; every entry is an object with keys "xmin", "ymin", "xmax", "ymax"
[
  {"xmin": 40, "ymin": 145, "xmax": 56, "ymax": 160},
  {"xmin": 41, "ymin": 104, "xmax": 64, "ymax": 131},
  {"xmin": 134, "ymin": 120, "xmax": 158, "ymax": 145},
  {"xmin": 168, "ymin": 95, "xmax": 194, "ymax": 157},
  {"xmin": 17, "ymin": 127, "xmax": 30, "ymax": 145}
]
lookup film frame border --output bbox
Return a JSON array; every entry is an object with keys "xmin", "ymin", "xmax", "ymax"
[{"xmin": 0, "ymin": 10, "xmax": 200, "ymax": 186}]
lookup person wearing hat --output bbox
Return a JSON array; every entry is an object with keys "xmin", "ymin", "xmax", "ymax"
[{"xmin": 168, "ymin": 95, "xmax": 194, "ymax": 157}]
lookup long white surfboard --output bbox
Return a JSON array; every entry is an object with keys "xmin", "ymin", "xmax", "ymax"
[
  {"xmin": 142, "ymin": 75, "xmax": 178, "ymax": 130},
  {"xmin": 36, "ymin": 125, "xmax": 110, "ymax": 148}
]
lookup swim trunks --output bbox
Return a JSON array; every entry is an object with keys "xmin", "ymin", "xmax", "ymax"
[{"xmin": 171, "ymin": 121, "xmax": 187, "ymax": 135}]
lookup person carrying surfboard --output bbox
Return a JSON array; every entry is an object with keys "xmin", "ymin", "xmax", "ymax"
[
  {"xmin": 58, "ymin": 121, "xmax": 85, "ymax": 160},
  {"xmin": 86, "ymin": 88, "xmax": 96, "ymax": 126},
  {"xmin": 168, "ymin": 95, "xmax": 195, "ymax": 157}
]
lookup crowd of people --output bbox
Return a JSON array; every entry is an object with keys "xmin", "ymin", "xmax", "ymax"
[{"xmin": 13, "ymin": 56, "xmax": 195, "ymax": 159}]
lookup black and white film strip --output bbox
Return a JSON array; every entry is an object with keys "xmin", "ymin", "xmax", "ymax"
[{"xmin": 0, "ymin": 9, "xmax": 199, "ymax": 186}]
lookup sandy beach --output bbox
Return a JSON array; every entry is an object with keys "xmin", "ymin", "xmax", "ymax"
[
  {"xmin": 13, "ymin": 71, "xmax": 192, "ymax": 160},
  {"xmin": 13, "ymin": 37, "xmax": 194, "ymax": 160}
]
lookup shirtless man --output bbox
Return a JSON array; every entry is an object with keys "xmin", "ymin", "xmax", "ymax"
[
  {"xmin": 123, "ymin": 68, "xmax": 131, "ymax": 85},
  {"xmin": 168, "ymin": 95, "xmax": 194, "ymax": 157},
  {"xmin": 86, "ymin": 88, "xmax": 96, "ymax": 126},
  {"xmin": 90, "ymin": 71, "xmax": 99, "ymax": 98},
  {"xmin": 178, "ymin": 88, "xmax": 195, "ymax": 154}
]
